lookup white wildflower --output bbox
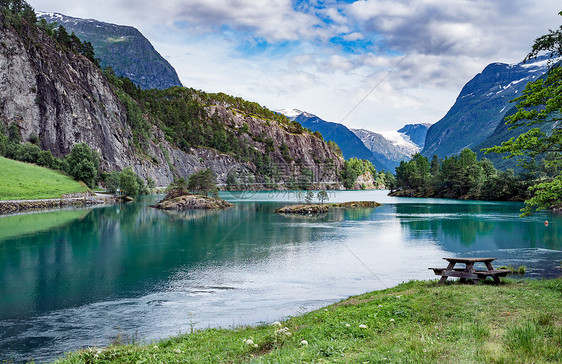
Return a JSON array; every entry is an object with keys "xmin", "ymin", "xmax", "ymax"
[
  {"xmin": 245, "ymin": 339, "xmax": 254, "ymax": 346},
  {"xmin": 324, "ymin": 309, "xmax": 328, "ymax": 312},
  {"xmin": 253, "ymin": 344, "xmax": 258, "ymax": 348},
  {"xmin": 345, "ymin": 324, "xmax": 350, "ymax": 327},
  {"xmin": 300, "ymin": 340, "xmax": 309, "ymax": 346},
  {"xmin": 271, "ymin": 321, "xmax": 282, "ymax": 327},
  {"xmin": 390, "ymin": 319, "xmax": 395, "ymax": 322},
  {"xmin": 275, "ymin": 327, "xmax": 291, "ymax": 336},
  {"xmin": 174, "ymin": 349, "xmax": 182, "ymax": 354},
  {"xmin": 359, "ymin": 324, "xmax": 368, "ymax": 329},
  {"xmin": 153, "ymin": 346, "xmax": 159, "ymax": 349},
  {"xmin": 378, "ymin": 305, "xmax": 383, "ymax": 308}
]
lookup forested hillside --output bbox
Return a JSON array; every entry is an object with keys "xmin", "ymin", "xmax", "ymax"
[{"xmin": 0, "ymin": 1, "xmax": 344, "ymax": 189}]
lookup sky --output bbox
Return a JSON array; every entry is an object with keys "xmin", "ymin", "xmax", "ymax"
[{"xmin": 28, "ymin": 0, "xmax": 561, "ymax": 132}]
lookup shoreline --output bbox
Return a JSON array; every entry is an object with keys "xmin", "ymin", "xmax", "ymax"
[
  {"xmin": 0, "ymin": 193, "xmax": 119, "ymax": 215},
  {"xmin": 53, "ymin": 278, "xmax": 562, "ymax": 363}
]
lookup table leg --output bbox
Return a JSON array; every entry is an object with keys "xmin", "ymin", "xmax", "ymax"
[
  {"xmin": 439, "ymin": 262, "xmax": 455, "ymax": 284},
  {"xmin": 485, "ymin": 261, "xmax": 494, "ymax": 270}
]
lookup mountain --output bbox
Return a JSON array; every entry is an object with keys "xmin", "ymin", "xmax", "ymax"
[
  {"xmin": 421, "ymin": 56, "xmax": 552, "ymax": 158},
  {"xmin": 280, "ymin": 109, "xmax": 387, "ymax": 170},
  {"xmin": 351, "ymin": 128, "xmax": 420, "ymax": 171},
  {"xmin": 0, "ymin": 10, "xmax": 343, "ymax": 188},
  {"xmin": 397, "ymin": 123, "xmax": 431, "ymax": 149},
  {"xmin": 37, "ymin": 12, "xmax": 182, "ymax": 90}
]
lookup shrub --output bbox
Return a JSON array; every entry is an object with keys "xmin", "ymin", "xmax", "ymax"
[
  {"xmin": 64, "ymin": 143, "xmax": 100, "ymax": 188},
  {"xmin": 119, "ymin": 167, "xmax": 140, "ymax": 197},
  {"xmin": 104, "ymin": 171, "xmax": 121, "ymax": 194}
]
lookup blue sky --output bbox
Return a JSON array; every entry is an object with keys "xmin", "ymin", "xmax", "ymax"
[{"xmin": 29, "ymin": 0, "xmax": 562, "ymax": 131}]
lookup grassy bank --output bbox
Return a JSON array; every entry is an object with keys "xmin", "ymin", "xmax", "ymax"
[
  {"xmin": 0, "ymin": 157, "xmax": 87, "ymax": 200},
  {"xmin": 56, "ymin": 279, "xmax": 562, "ymax": 363}
]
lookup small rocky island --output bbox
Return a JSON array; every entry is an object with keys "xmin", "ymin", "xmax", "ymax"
[
  {"xmin": 151, "ymin": 189, "xmax": 233, "ymax": 211},
  {"xmin": 275, "ymin": 204, "xmax": 329, "ymax": 214},
  {"xmin": 275, "ymin": 201, "xmax": 381, "ymax": 215}
]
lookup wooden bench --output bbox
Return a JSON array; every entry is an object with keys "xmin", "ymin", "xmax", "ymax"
[{"xmin": 429, "ymin": 258, "xmax": 510, "ymax": 284}]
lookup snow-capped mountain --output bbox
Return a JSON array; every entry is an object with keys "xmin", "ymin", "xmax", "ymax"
[
  {"xmin": 278, "ymin": 109, "xmax": 430, "ymax": 171},
  {"xmin": 351, "ymin": 126, "xmax": 429, "ymax": 171},
  {"xmin": 422, "ymin": 55, "xmax": 555, "ymax": 158}
]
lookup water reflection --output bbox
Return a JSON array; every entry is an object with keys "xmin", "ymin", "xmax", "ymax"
[
  {"xmin": 0, "ymin": 194, "xmax": 560, "ymax": 363},
  {"xmin": 395, "ymin": 203, "xmax": 561, "ymax": 251}
]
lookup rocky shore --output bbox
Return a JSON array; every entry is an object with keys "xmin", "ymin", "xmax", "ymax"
[{"xmin": 0, "ymin": 193, "xmax": 117, "ymax": 215}]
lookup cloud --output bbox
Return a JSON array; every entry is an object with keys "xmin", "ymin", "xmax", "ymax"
[{"xmin": 27, "ymin": 0, "xmax": 562, "ymax": 132}]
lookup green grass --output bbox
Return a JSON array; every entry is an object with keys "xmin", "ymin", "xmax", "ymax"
[
  {"xmin": 56, "ymin": 279, "xmax": 562, "ymax": 363},
  {"xmin": 0, "ymin": 209, "xmax": 89, "ymax": 241},
  {"xmin": 0, "ymin": 157, "xmax": 87, "ymax": 200}
]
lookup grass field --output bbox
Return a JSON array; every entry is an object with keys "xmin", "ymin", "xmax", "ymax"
[
  {"xmin": 56, "ymin": 278, "xmax": 562, "ymax": 363},
  {"xmin": 0, "ymin": 157, "xmax": 88, "ymax": 200}
]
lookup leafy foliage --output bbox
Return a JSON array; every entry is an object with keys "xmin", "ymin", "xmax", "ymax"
[
  {"xmin": 102, "ymin": 167, "xmax": 148, "ymax": 197},
  {"xmin": 1, "ymin": 0, "xmax": 100, "ymax": 66},
  {"xmin": 187, "ymin": 168, "xmax": 218, "ymax": 197},
  {"xmin": 340, "ymin": 158, "xmax": 377, "ymax": 189},
  {"xmin": 64, "ymin": 143, "xmax": 100, "ymax": 189},
  {"xmin": 393, "ymin": 150, "xmax": 530, "ymax": 201}
]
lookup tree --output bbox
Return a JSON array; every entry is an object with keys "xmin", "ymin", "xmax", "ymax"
[
  {"xmin": 484, "ymin": 12, "xmax": 562, "ymax": 215},
  {"xmin": 104, "ymin": 171, "xmax": 121, "ymax": 194},
  {"xmin": 188, "ymin": 168, "xmax": 217, "ymax": 197},
  {"xmin": 317, "ymin": 190, "xmax": 329, "ymax": 205},
  {"xmin": 64, "ymin": 143, "xmax": 100, "ymax": 188},
  {"xmin": 304, "ymin": 190, "xmax": 314, "ymax": 204},
  {"xmin": 119, "ymin": 167, "xmax": 140, "ymax": 198}
]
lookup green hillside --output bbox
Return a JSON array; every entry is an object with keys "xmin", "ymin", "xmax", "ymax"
[{"xmin": 0, "ymin": 157, "xmax": 88, "ymax": 200}]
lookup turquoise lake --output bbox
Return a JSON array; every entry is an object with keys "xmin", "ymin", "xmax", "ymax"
[{"xmin": 1, "ymin": 190, "xmax": 561, "ymax": 362}]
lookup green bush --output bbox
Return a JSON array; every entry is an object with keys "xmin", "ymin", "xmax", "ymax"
[
  {"xmin": 64, "ymin": 143, "xmax": 100, "ymax": 188},
  {"xmin": 104, "ymin": 171, "xmax": 121, "ymax": 194},
  {"xmin": 119, "ymin": 167, "xmax": 140, "ymax": 197}
]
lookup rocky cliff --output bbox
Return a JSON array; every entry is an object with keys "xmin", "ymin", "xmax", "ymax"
[
  {"xmin": 37, "ymin": 12, "xmax": 182, "ymax": 90},
  {"xmin": 0, "ymin": 14, "xmax": 343, "ymax": 188}
]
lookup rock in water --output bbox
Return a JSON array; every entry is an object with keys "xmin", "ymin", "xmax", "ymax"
[
  {"xmin": 151, "ymin": 194, "xmax": 233, "ymax": 210},
  {"xmin": 275, "ymin": 204, "xmax": 329, "ymax": 214}
]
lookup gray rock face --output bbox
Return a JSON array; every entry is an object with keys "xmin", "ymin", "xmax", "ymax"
[
  {"xmin": 0, "ymin": 18, "xmax": 343, "ymax": 188},
  {"xmin": 37, "ymin": 12, "xmax": 183, "ymax": 90}
]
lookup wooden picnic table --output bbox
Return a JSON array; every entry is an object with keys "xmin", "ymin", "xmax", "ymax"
[{"xmin": 429, "ymin": 257, "xmax": 511, "ymax": 284}]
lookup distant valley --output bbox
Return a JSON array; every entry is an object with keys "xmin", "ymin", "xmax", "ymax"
[{"xmin": 280, "ymin": 109, "xmax": 430, "ymax": 172}]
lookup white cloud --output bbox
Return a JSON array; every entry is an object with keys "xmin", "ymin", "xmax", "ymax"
[{"xmin": 27, "ymin": 0, "xmax": 562, "ymax": 132}]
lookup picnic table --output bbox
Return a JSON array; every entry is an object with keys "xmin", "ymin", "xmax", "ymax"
[{"xmin": 429, "ymin": 257, "xmax": 511, "ymax": 284}]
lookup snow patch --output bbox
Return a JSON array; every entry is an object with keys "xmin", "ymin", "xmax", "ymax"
[
  {"xmin": 379, "ymin": 131, "xmax": 418, "ymax": 150},
  {"xmin": 276, "ymin": 109, "xmax": 304, "ymax": 119}
]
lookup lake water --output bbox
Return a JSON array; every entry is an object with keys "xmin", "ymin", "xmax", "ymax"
[{"xmin": 1, "ymin": 190, "xmax": 561, "ymax": 362}]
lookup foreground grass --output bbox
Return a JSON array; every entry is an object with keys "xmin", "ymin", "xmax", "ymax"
[
  {"xmin": 0, "ymin": 157, "xmax": 87, "ymax": 200},
  {"xmin": 56, "ymin": 279, "xmax": 562, "ymax": 363}
]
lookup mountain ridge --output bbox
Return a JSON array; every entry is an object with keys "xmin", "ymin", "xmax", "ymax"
[
  {"xmin": 421, "ymin": 56, "xmax": 552, "ymax": 159},
  {"xmin": 0, "ymin": 10, "xmax": 344, "ymax": 188},
  {"xmin": 37, "ymin": 12, "xmax": 183, "ymax": 90}
]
